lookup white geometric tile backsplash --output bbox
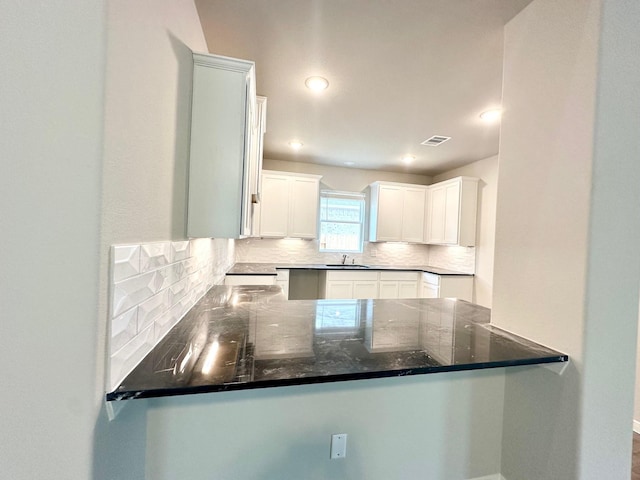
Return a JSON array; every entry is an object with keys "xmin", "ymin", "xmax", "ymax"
[
  {"xmin": 427, "ymin": 245, "xmax": 476, "ymax": 274},
  {"xmin": 235, "ymin": 238, "xmax": 474, "ymax": 273},
  {"xmin": 235, "ymin": 238, "xmax": 434, "ymax": 266},
  {"xmin": 108, "ymin": 238, "xmax": 234, "ymax": 392}
]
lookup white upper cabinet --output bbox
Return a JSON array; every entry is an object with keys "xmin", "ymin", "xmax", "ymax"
[
  {"xmin": 186, "ymin": 52, "xmax": 264, "ymax": 239},
  {"xmin": 368, "ymin": 182, "xmax": 427, "ymax": 243},
  {"xmin": 259, "ymin": 170, "xmax": 322, "ymax": 239},
  {"xmin": 402, "ymin": 186, "xmax": 428, "ymax": 243},
  {"xmin": 425, "ymin": 176, "xmax": 479, "ymax": 247}
]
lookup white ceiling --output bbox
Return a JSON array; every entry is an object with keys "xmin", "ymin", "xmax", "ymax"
[{"xmin": 195, "ymin": 0, "xmax": 533, "ymax": 175}]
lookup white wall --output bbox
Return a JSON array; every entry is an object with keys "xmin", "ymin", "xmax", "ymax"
[
  {"xmin": 433, "ymin": 155, "xmax": 498, "ymax": 307},
  {"xmin": 0, "ymin": 1, "xmax": 106, "ymax": 479},
  {"xmin": 494, "ymin": 1, "xmax": 640, "ymax": 478},
  {"xmin": 264, "ymin": 158, "xmax": 432, "ymax": 191}
]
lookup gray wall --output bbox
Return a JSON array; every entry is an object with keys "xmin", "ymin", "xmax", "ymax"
[
  {"xmin": 0, "ymin": 1, "xmax": 106, "ymax": 478},
  {"xmin": 434, "ymin": 155, "xmax": 498, "ymax": 308},
  {"xmin": 494, "ymin": 1, "xmax": 640, "ymax": 478},
  {"xmin": 146, "ymin": 372, "xmax": 505, "ymax": 480}
]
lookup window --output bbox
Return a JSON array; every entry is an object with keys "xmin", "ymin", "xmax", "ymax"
[{"xmin": 319, "ymin": 190, "xmax": 365, "ymax": 253}]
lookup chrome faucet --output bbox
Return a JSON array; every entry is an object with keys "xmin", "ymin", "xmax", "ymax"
[{"xmin": 341, "ymin": 254, "xmax": 348, "ymax": 265}]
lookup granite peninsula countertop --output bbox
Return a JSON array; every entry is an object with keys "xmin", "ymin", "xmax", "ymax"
[
  {"xmin": 226, "ymin": 262, "xmax": 473, "ymax": 276},
  {"xmin": 107, "ymin": 285, "xmax": 568, "ymax": 401}
]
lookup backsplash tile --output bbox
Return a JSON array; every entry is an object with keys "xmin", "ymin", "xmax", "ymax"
[
  {"xmin": 112, "ymin": 270, "xmax": 161, "ymax": 318},
  {"xmin": 140, "ymin": 242, "xmax": 171, "ymax": 272},
  {"xmin": 108, "ymin": 238, "xmax": 234, "ymax": 392},
  {"xmin": 137, "ymin": 290, "xmax": 169, "ymax": 332},
  {"xmin": 112, "ymin": 245, "xmax": 141, "ymax": 283},
  {"xmin": 427, "ymin": 245, "xmax": 475, "ymax": 274},
  {"xmin": 171, "ymin": 240, "xmax": 190, "ymax": 262},
  {"xmin": 111, "ymin": 309, "xmax": 138, "ymax": 355},
  {"xmin": 235, "ymin": 238, "xmax": 432, "ymax": 266}
]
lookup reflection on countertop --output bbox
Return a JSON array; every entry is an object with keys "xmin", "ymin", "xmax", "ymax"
[{"xmin": 107, "ymin": 285, "xmax": 567, "ymax": 401}]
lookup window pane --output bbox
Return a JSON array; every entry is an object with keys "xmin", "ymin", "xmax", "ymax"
[
  {"xmin": 319, "ymin": 191, "xmax": 365, "ymax": 253},
  {"xmin": 320, "ymin": 197, "xmax": 363, "ymax": 222},
  {"xmin": 320, "ymin": 221, "xmax": 362, "ymax": 251}
]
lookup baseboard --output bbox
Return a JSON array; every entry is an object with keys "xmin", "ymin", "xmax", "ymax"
[
  {"xmin": 633, "ymin": 419, "xmax": 640, "ymax": 434},
  {"xmin": 468, "ymin": 474, "xmax": 506, "ymax": 480}
]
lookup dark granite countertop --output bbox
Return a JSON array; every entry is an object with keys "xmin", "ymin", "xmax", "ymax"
[
  {"xmin": 107, "ymin": 285, "xmax": 568, "ymax": 401},
  {"xmin": 226, "ymin": 262, "xmax": 472, "ymax": 276}
]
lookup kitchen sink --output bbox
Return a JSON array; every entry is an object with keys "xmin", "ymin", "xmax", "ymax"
[{"xmin": 325, "ymin": 264, "xmax": 370, "ymax": 269}]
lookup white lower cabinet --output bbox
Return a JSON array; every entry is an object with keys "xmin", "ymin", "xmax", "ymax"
[
  {"xmin": 322, "ymin": 270, "xmax": 421, "ymax": 300},
  {"xmin": 420, "ymin": 272, "xmax": 473, "ymax": 302},
  {"xmin": 353, "ymin": 280, "xmax": 378, "ymax": 299},
  {"xmin": 378, "ymin": 271, "xmax": 419, "ymax": 299},
  {"xmin": 322, "ymin": 271, "xmax": 379, "ymax": 299},
  {"xmin": 321, "ymin": 270, "xmax": 473, "ymax": 301},
  {"xmin": 326, "ymin": 281, "xmax": 355, "ymax": 299}
]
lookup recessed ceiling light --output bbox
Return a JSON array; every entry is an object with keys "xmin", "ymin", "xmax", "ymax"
[
  {"xmin": 305, "ymin": 76, "xmax": 329, "ymax": 92},
  {"xmin": 480, "ymin": 109, "xmax": 502, "ymax": 123},
  {"xmin": 288, "ymin": 140, "xmax": 303, "ymax": 150},
  {"xmin": 402, "ymin": 155, "xmax": 415, "ymax": 165},
  {"xmin": 344, "ymin": 161, "xmax": 355, "ymax": 167}
]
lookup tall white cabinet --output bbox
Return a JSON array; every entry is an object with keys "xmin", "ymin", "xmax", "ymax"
[
  {"xmin": 258, "ymin": 170, "xmax": 322, "ymax": 239},
  {"xmin": 425, "ymin": 177, "xmax": 479, "ymax": 247},
  {"xmin": 368, "ymin": 182, "xmax": 427, "ymax": 243},
  {"xmin": 187, "ymin": 52, "xmax": 265, "ymax": 239}
]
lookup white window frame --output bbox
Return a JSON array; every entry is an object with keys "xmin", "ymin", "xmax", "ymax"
[{"xmin": 318, "ymin": 190, "xmax": 366, "ymax": 253}]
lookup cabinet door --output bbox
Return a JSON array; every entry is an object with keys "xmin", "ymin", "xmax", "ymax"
[
  {"xmin": 376, "ymin": 185, "xmax": 404, "ymax": 241},
  {"xmin": 260, "ymin": 174, "xmax": 289, "ymax": 237},
  {"xmin": 402, "ymin": 187, "xmax": 426, "ymax": 243},
  {"xmin": 426, "ymin": 186, "xmax": 446, "ymax": 243},
  {"xmin": 398, "ymin": 281, "xmax": 418, "ymax": 299},
  {"xmin": 326, "ymin": 281, "xmax": 354, "ymax": 299},
  {"xmin": 289, "ymin": 177, "xmax": 319, "ymax": 238},
  {"xmin": 439, "ymin": 276, "xmax": 473, "ymax": 302},
  {"xmin": 421, "ymin": 282, "xmax": 439, "ymax": 299},
  {"xmin": 443, "ymin": 182, "xmax": 461, "ymax": 244},
  {"xmin": 187, "ymin": 54, "xmax": 255, "ymax": 239},
  {"xmin": 353, "ymin": 280, "xmax": 378, "ymax": 299},
  {"xmin": 378, "ymin": 280, "xmax": 399, "ymax": 299}
]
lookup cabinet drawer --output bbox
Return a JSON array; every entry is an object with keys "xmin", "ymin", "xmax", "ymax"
[
  {"xmin": 379, "ymin": 271, "xmax": 419, "ymax": 281},
  {"xmin": 326, "ymin": 270, "xmax": 379, "ymax": 281}
]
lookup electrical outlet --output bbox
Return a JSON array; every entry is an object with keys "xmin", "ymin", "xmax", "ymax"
[{"xmin": 330, "ymin": 433, "xmax": 347, "ymax": 459}]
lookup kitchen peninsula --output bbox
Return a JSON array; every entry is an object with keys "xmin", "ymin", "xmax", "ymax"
[{"xmin": 107, "ymin": 285, "xmax": 567, "ymax": 401}]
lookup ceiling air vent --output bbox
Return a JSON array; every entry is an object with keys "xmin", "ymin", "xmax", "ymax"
[{"xmin": 421, "ymin": 135, "xmax": 451, "ymax": 146}]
